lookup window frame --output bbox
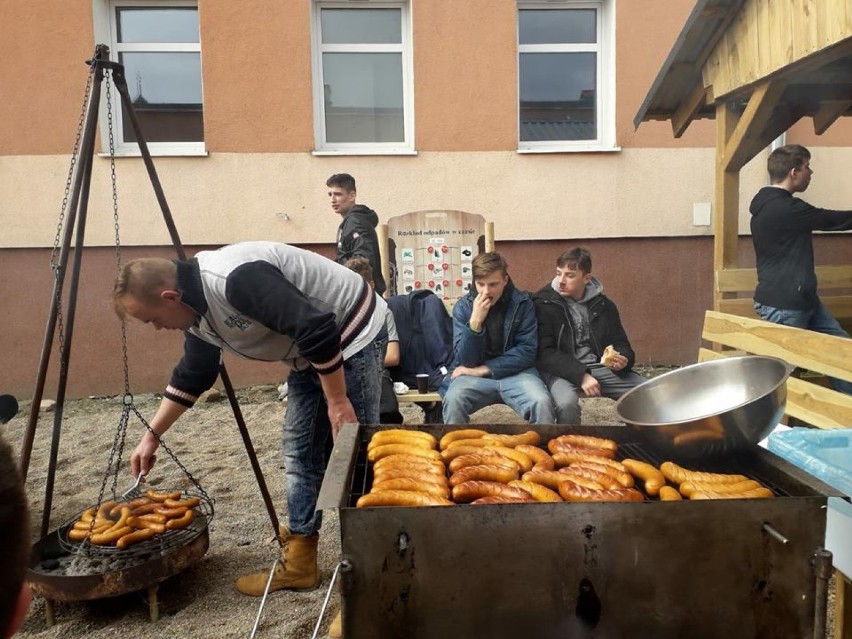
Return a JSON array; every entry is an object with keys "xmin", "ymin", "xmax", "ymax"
[
  {"xmin": 310, "ymin": 0, "xmax": 415, "ymax": 156},
  {"xmin": 516, "ymin": 0, "xmax": 617, "ymax": 153},
  {"xmin": 93, "ymin": 0, "xmax": 206, "ymax": 157}
]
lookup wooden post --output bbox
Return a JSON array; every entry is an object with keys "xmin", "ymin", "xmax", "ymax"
[{"xmin": 713, "ymin": 101, "xmax": 741, "ymax": 312}]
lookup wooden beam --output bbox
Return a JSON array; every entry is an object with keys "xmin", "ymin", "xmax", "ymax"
[
  {"xmin": 671, "ymin": 81, "xmax": 708, "ymax": 138},
  {"xmin": 724, "ymin": 79, "xmax": 788, "ymax": 171},
  {"xmin": 813, "ymin": 99, "xmax": 852, "ymax": 135},
  {"xmin": 717, "ymin": 295, "xmax": 852, "ymax": 321},
  {"xmin": 716, "ymin": 265, "xmax": 852, "ymax": 293},
  {"xmin": 713, "ymin": 102, "xmax": 741, "ymax": 312},
  {"xmin": 702, "ymin": 310, "xmax": 852, "ymax": 381}
]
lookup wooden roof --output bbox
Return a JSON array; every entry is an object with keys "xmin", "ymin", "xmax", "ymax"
[{"xmin": 635, "ymin": 0, "xmax": 852, "ymax": 139}]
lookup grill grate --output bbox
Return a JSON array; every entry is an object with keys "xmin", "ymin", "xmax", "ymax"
[{"xmin": 57, "ymin": 492, "xmax": 213, "ymax": 559}]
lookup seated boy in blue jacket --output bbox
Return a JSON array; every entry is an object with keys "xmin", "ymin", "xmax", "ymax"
[{"xmin": 439, "ymin": 252, "xmax": 555, "ymax": 424}]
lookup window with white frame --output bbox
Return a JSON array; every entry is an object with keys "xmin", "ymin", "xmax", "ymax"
[
  {"xmin": 312, "ymin": 1, "xmax": 413, "ymax": 154},
  {"xmin": 95, "ymin": 0, "xmax": 204, "ymax": 155},
  {"xmin": 517, "ymin": 1, "xmax": 615, "ymax": 152}
]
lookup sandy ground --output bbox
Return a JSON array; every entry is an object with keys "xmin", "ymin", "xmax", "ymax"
[{"xmin": 5, "ymin": 370, "xmax": 837, "ymax": 639}]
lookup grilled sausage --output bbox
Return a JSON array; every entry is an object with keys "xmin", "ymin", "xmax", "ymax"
[
  {"xmin": 131, "ymin": 502, "xmax": 163, "ymax": 516},
  {"xmin": 126, "ymin": 516, "xmax": 166, "ymax": 534},
  {"xmin": 658, "ymin": 486, "xmax": 683, "ymax": 501},
  {"xmin": 372, "ymin": 467, "xmax": 449, "ymax": 486},
  {"xmin": 508, "ymin": 480, "xmax": 562, "ymax": 502},
  {"xmin": 571, "ymin": 460, "xmax": 635, "ymax": 489},
  {"xmin": 116, "ymin": 528, "xmax": 157, "ymax": 549},
  {"xmin": 165, "ymin": 509, "xmax": 196, "ymax": 529},
  {"xmin": 557, "ymin": 480, "xmax": 644, "ymax": 502},
  {"xmin": 471, "ymin": 494, "xmax": 536, "ymax": 505},
  {"xmin": 155, "ymin": 505, "xmax": 189, "ymax": 518},
  {"xmin": 689, "ymin": 487, "xmax": 774, "ymax": 500},
  {"xmin": 515, "ymin": 445, "xmax": 555, "ymax": 471},
  {"xmin": 356, "ymin": 490, "xmax": 454, "ymax": 508},
  {"xmin": 373, "ymin": 454, "xmax": 445, "ymax": 475},
  {"xmin": 445, "ymin": 438, "xmax": 499, "ymax": 450},
  {"xmin": 680, "ymin": 479, "xmax": 766, "ymax": 498},
  {"xmin": 560, "ymin": 466, "xmax": 620, "ymax": 490},
  {"xmin": 486, "ymin": 446, "xmax": 534, "ymax": 473},
  {"xmin": 620, "ymin": 459, "xmax": 664, "ymax": 494},
  {"xmin": 146, "ymin": 489, "xmax": 181, "ymax": 502},
  {"xmin": 164, "ymin": 497, "xmax": 201, "ymax": 509},
  {"xmin": 371, "ymin": 478, "xmax": 451, "ymax": 499},
  {"xmin": 451, "ymin": 481, "xmax": 533, "ymax": 504},
  {"xmin": 660, "ymin": 461, "xmax": 748, "ymax": 486},
  {"xmin": 448, "ymin": 464, "xmax": 519, "ymax": 487},
  {"xmin": 482, "ymin": 431, "xmax": 542, "ymax": 448},
  {"xmin": 368, "ymin": 444, "xmax": 443, "ymax": 463},
  {"xmin": 550, "ymin": 434, "xmax": 618, "ymax": 454},
  {"xmin": 551, "ymin": 448, "xmax": 615, "ymax": 467},
  {"xmin": 90, "ymin": 525, "xmax": 134, "ymax": 545},
  {"xmin": 448, "ymin": 452, "xmax": 520, "ymax": 474},
  {"xmin": 522, "ymin": 470, "xmax": 577, "ymax": 491},
  {"xmin": 672, "ymin": 429, "xmax": 725, "ymax": 446},
  {"xmin": 109, "ymin": 498, "xmax": 150, "ymax": 517},
  {"xmin": 439, "ymin": 429, "xmax": 489, "ymax": 450},
  {"xmin": 367, "ymin": 434, "xmax": 435, "ymax": 452},
  {"xmin": 370, "ymin": 429, "xmax": 437, "ymax": 447}
]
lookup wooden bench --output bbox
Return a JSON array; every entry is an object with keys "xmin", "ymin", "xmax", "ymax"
[{"xmin": 699, "ymin": 309, "xmax": 852, "ymax": 638}]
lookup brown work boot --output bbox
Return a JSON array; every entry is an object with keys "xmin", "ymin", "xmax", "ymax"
[
  {"xmin": 235, "ymin": 526, "xmax": 320, "ymax": 596},
  {"xmin": 328, "ymin": 611, "xmax": 342, "ymax": 638}
]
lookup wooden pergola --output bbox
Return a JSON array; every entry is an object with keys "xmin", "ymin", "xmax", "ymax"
[{"xmin": 634, "ymin": 0, "xmax": 852, "ymax": 321}]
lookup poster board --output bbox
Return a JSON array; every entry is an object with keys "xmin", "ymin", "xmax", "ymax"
[{"xmin": 384, "ymin": 210, "xmax": 493, "ymax": 304}]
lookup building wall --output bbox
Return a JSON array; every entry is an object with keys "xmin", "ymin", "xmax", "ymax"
[{"xmin": 1, "ymin": 0, "xmax": 850, "ymax": 397}]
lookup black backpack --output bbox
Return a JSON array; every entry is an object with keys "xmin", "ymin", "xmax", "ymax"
[{"xmin": 387, "ymin": 290, "xmax": 453, "ymax": 391}]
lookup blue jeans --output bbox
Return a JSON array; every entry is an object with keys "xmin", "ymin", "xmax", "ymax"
[
  {"xmin": 283, "ymin": 339, "xmax": 381, "ymax": 535},
  {"xmin": 440, "ymin": 368, "xmax": 556, "ymax": 424},
  {"xmin": 754, "ymin": 302, "xmax": 852, "ymax": 395}
]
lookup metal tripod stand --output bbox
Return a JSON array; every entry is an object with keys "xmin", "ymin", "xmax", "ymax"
[{"xmin": 18, "ymin": 45, "xmax": 283, "ymax": 549}]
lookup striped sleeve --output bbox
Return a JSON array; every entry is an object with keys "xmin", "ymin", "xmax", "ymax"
[{"xmin": 166, "ymin": 333, "xmax": 222, "ymax": 408}]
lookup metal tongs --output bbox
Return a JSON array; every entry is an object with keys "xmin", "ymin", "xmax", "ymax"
[{"xmin": 121, "ymin": 472, "xmax": 147, "ymax": 500}]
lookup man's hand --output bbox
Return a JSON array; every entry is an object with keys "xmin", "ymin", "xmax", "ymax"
[
  {"xmin": 580, "ymin": 372, "xmax": 601, "ymax": 397},
  {"xmin": 328, "ymin": 398, "xmax": 358, "ymax": 441},
  {"xmin": 606, "ymin": 354, "xmax": 629, "ymax": 372},
  {"xmin": 451, "ymin": 365, "xmax": 490, "ymax": 379},
  {"xmin": 131, "ymin": 431, "xmax": 160, "ymax": 478},
  {"xmin": 468, "ymin": 291, "xmax": 493, "ymax": 332}
]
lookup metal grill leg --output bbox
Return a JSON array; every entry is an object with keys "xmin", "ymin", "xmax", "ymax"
[
  {"xmin": 147, "ymin": 584, "xmax": 159, "ymax": 622},
  {"xmin": 249, "ymin": 558, "xmax": 281, "ymax": 639},
  {"xmin": 44, "ymin": 599, "xmax": 55, "ymax": 627}
]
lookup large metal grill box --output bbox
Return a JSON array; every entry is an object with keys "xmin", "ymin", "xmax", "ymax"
[{"xmin": 318, "ymin": 423, "xmax": 843, "ymax": 639}]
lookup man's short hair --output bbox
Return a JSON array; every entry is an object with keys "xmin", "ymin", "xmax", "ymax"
[
  {"xmin": 345, "ymin": 256, "xmax": 373, "ymax": 282},
  {"xmin": 556, "ymin": 247, "xmax": 592, "ymax": 274},
  {"xmin": 0, "ymin": 434, "xmax": 29, "ymax": 635},
  {"xmin": 767, "ymin": 144, "xmax": 810, "ymax": 183},
  {"xmin": 112, "ymin": 257, "xmax": 176, "ymax": 318},
  {"xmin": 326, "ymin": 173, "xmax": 356, "ymax": 193},
  {"xmin": 472, "ymin": 252, "xmax": 508, "ymax": 281}
]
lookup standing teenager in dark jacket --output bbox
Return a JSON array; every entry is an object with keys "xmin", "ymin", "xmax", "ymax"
[
  {"xmin": 327, "ymin": 173, "xmax": 386, "ymax": 295},
  {"xmin": 750, "ymin": 144, "xmax": 852, "ymax": 395},
  {"xmin": 439, "ymin": 252, "xmax": 555, "ymax": 424},
  {"xmin": 533, "ymin": 247, "xmax": 645, "ymax": 424}
]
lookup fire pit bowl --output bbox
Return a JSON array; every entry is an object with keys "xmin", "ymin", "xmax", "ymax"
[{"xmin": 615, "ymin": 355, "xmax": 791, "ymax": 459}]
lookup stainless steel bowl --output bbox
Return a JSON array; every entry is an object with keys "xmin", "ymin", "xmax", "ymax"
[{"xmin": 615, "ymin": 356, "xmax": 791, "ymax": 459}]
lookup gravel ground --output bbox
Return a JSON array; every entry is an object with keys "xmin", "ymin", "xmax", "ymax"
[{"xmin": 5, "ymin": 368, "xmax": 836, "ymax": 638}]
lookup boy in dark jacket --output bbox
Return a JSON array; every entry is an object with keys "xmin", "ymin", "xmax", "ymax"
[
  {"xmin": 327, "ymin": 173, "xmax": 386, "ymax": 295},
  {"xmin": 533, "ymin": 247, "xmax": 645, "ymax": 424},
  {"xmin": 440, "ymin": 252, "xmax": 555, "ymax": 424},
  {"xmin": 750, "ymin": 144, "xmax": 852, "ymax": 395}
]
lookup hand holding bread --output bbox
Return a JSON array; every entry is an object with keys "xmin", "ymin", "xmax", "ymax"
[{"xmin": 600, "ymin": 345, "xmax": 622, "ymax": 369}]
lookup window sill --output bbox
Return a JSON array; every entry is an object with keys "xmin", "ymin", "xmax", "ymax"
[
  {"xmin": 517, "ymin": 145, "xmax": 622, "ymax": 154},
  {"xmin": 312, "ymin": 149, "xmax": 418, "ymax": 157}
]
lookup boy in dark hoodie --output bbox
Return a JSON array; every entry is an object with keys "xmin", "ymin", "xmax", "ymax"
[
  {"xmin": 750, "ymin": 144, "xmax": 852, "ymax": 395},
  {"xmin": 533, "ymin": 247, "xmax": 645, "ymax": 424},
  {"xmin": 327, "ymin": 173, "xmax": 386, "ymax": 295}
]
